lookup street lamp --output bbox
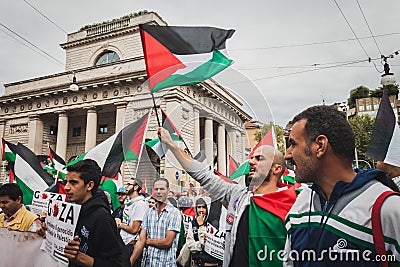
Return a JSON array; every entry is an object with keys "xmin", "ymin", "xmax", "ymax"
[
  {"xmin": 381, "ymin": 56, "xmax": 396, "ymax": 86},
  {"xmin": 69, "ymin": 72, "xmax": 79, "ymax": 91}
]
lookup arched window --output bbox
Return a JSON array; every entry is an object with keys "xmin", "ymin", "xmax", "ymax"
[{"xmin": 95, "ymin": 51, "xmax": 120, "ymax": 66}]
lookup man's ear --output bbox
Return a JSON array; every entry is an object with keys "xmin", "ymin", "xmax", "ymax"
[
  {"xmin": 86, "ymin": 181, "xmax": 95, "ymax": 192},
  {"xmin": 16, "ymin": 196, "xmax": 22, "ymax": 204},
  {"xmin": 315, "ymin": 135, "xmax": 328, "ymax": 158},
  {"xmin": 273, "ymin": 164, "xmax": 283, "ymax": 175}
]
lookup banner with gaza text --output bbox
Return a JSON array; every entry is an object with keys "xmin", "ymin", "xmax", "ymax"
[{"xmin": 44, "ymin": 199, "xmax": 81, "ymax": 264}]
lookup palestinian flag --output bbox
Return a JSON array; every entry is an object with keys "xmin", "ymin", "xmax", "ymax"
[
  {"xmin": 66, "ymin": 112, "xmax": 150, "ymax": 178},
  {"xmin": 46, "ymin": 145, "xmax": 67, "ymax": 180},
  {"xmin": 140, "ymin": 177, "xmax": 147, "ymax": 195},
  {"xmin": 248, "ymin": 127, "xmax": 277, "ymax": 159},
  {"xmin": 145, "ymin": 108, "xmax": 183, "ymax": 158},
  {"xmin": 228, "ymin": 155, "xmax": 239, "ymax": 176},
  {"xmin": 249, "ymin": 184, "xmax": 297, "ymax": 266},
  {"xmin": 281, "ymin": 167, "xmax": 295, "ymax": 185},
  {"xmin": 230, "ymin": 127, "xmax": 277, "ymax": 180},
  {"xmin": 12, "ymin": 143, "xmax": 54, "ymax": 204},
  {"xmin": 229, "ymin": 159, "xmax": 250, "ymax": 180},
  {"xmin": 100, "ymin": 172, "xmax": 123, "ymax": 210},
  {"xmin": 214, "ymin": 169, "xmax": 235, "ymax": 184},
  {"xmin": 140, "ymin": 24, "xmax": 235, "ymax": 93},
  {"xmin": 366, "ymin": 89, "xmax": 400, "ymax": 167},
  {"xmin": 2, "ymin": 139, "xmax": 16, "ymax": 162}
]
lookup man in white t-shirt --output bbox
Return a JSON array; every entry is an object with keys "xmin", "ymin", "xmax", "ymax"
[{"xmin": 116, "ymin": 179, "xmax": 148, "ymax": 267}]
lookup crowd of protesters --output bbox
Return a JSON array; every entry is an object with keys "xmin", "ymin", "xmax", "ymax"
[{"xmin": 0, "ymin": 105, "xmax": 400, "ymax": 267}]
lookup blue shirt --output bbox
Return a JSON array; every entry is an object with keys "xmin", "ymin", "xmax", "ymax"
[{"xmin": 142, "ymin": 202, "xmax": 181, "ymax": 267}]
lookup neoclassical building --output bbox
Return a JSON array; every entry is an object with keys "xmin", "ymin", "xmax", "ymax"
[{"xmin": 0, "ymin": 11, "xmax": 251, "ymax": 190}]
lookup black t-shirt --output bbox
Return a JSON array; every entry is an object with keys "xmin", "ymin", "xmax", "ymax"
[{"xmin": 229, "ymin": 206, "xmax": 249, "ymax": 267}]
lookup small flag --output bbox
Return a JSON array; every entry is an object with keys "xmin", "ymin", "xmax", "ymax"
[
  {"xmin": 228, "ymin": 155, "xmax": 239, "ymax": 176},
  {"xmin": 248, "ymin": 127, "xmax": 276, "ymax": 159},
  {"xmin": 366, "ymin": 89, "xmax": 400, "ymax": 167},
  {"xmin": 145, "ymin": 108, "xmax": 183, "ymax": 158},
  {"xmin": 47, "ymin": 145, "xmax": 67, "ymax": 180},
  {"xmin": 2, "ymin": 139, "xmax": 16, "ymax": 162},
  {"xmin": 229, "ymin": 159, "xmax": 250, "ymax": 180},
  {"xmin": 140, "ymin": 24, "xmax": 235, "ymax": 93},
  {"xmin": 141, "ymin": 177, "xmax": 147, "ymax": 195}
]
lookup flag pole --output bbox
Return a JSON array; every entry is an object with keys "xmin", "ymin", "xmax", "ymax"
[{"xmin": 151, "ymin": 93, "xmax": 161, "ymax": 127}]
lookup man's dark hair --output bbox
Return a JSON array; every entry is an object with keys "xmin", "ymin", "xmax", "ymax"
[
  {"xmin": 153, "ymin": 178, "xmax": 169, "ymax": 188},
  {"xmin": 67, "ymin": 159, "xmax": 101, "ymax": 194},
  {"xmin": 0, "ymin": 183, "xmax": 23, "ymax": 202},
  {"xmin": 292, "ymin": 105, "xmax": 355, "ymax": 162},
  {"xmin": 128, "ymin": 179, "xmax": 142, "ymax": 195}
]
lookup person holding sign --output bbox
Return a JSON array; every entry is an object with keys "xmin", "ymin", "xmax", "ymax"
[
  {"xmin": 158, "ymin": 127, "xmax": 297, "ymax": 267},
  {"xmin": 63, "ymin": 159, "xmax": 130, "ymax": 267},
  {"xmin": 0, "ymin": 183, "xmax": 43, "ymax": 235},
  {"xmin": 186, "ymin": 196, "xmax": 222, "ymax": 267}
]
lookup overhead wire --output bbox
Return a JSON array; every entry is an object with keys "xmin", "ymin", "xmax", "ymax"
[
  {"xmin": 0, "ymin": 22, "xmax": 64, "ymax": 67},
  {"xmin": 332, "ymin": 0, "xmax": 383, "ymax": 73},
  {"xmin": 23, "ymin": 0, "xmax": 67, "ymax": 34},
  {"xmin": 230, "ymin": 32, "xmax": 400, "ymax": 52}
]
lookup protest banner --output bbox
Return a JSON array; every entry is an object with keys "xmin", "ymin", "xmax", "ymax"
[
  {"xmin": 204, "ymin": 223, "xmax": 225, "ymax": 261},
  {"xmin": 0, "ymin": 228, "xmax": 65, "ymax": 266},
  {"xmin": 44, "ymin": 199, "xmax": 81, "ymax": 264},
  {"xmin": 182, "ymin": 213, "xmax": 194, "ymax": 233},
  {"xmin": 30, "ymin": 190, "xmax": 66, "ymax": 216}
]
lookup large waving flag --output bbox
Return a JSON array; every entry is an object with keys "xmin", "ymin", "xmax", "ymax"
[
  {"xmin": 139, "ymin": 24, "xmax": 235, "ymax": 93},
  {"xmin": 10, "ymin": 143, "xmax": 54, "ymax": 205},
  {"xmin": 145, "ymin": 108, "xmax": 183, "ymax": 158},
  {"xmin": 66, "ymin": 112, "xmax": 150, "ymax": 178},
  {"xmin": 366, "ymin": 89, "xmax": 400, "ymax": 167},
  {"xmin": 230, "ymin": 127, "xmax": 277, "ymax": 180}
]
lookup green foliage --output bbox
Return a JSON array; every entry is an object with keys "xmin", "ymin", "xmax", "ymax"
[
  {"xmin": 370, "ymin": 84, "xmax": 399, "ymax": 98},
  {"xmin": 348, "ymin": 86, "xmax": 370, "ymax": 108},
  {"xmin": 80, "ymin": 10, "xmax": 151, "ymax": 31},
  {"xmin": 254, "ymin": 122, "xmax": 286, "ymax": 155},
  {"xmin": 349, "ymin": 115, "xmax": 375, "ymax": 168}
]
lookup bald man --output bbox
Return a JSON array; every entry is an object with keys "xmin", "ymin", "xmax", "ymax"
[{"xmin": 158, "ymin": 127, "xmax": 297, "ymax": 267}]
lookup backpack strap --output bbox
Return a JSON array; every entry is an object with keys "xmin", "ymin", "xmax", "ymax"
[{"xmin": 372, "ymin": 191, "xmax": 400, "ymax": 267}]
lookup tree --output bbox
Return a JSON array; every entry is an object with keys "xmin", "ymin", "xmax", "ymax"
[
  {"xmin": 349, "ymin": 115, "xmax": 375, "ymax": 169},
  {"xmin": 370, "ymin": 84, "xmax": 399, "ymax": 98},
  {"xmin": 254, "ymin": 122, "xmax": 286, "ymax": 155},
  {"xmin": 348, "ymin": 86, "xmax": 370, "ymax": 108}
]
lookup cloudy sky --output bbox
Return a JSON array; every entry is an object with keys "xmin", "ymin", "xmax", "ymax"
[{"xmin": 1, "ymin": 0, "xmax": 400, "ymax": 126}]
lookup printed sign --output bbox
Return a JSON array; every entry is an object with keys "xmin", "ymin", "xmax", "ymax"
[
  {"xmin": 44, "ymin": 199, "xmax": 81, "ymax": 264},
  {"xmin": 204, "ymin": 224, "xmax": 225, "ymax": 261},
  {"xmin": 182, "ymin": 213, "xmax": 194, "ymax": 233},
  {"xmin": 31, "ymin": 191, "xmax": 66, "ymax": 216}
]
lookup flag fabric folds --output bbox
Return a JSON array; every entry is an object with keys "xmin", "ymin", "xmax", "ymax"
[
  {"xmin": 47, "ymin": 145, "xmax": 67, "ymax": 180},
  {"xmin": 366, "ymin": 89, "xmax": 400, "ymax": 167},
  {"xmin": 2, "ymin": 139, "xmax": 17, "ymax": 162},
  {"xmin": 10, "ymin": 143, "xmax": 54, "ymax": 204},
  {"xmin": 145, "ymin": 108, "xmax": 183, "ymax": 158},
  {"xmin": 66, "ymin": 112, "xmax": 150, "ymax": 178},
  {"xmin": 228, "ymin": 155, "xmax": 239, "ymax": 176},
  {"xmin": 140, "ymin": 24, "xmax": 235, "ymax": 93}
]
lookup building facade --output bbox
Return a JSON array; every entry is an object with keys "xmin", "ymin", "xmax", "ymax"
[{"xmin": 0, "ymin": 12, "xmax": 251, "ymax": 190}]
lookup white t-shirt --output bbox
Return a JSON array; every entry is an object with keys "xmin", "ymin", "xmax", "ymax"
[{"xmin": 120, "ymin": 196, "xmax": 149, "ymax": 245}]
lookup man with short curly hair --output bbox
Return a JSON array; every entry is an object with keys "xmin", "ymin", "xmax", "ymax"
[{"xmin": 284, "ymin": 105, "xmax": 400, "ymax": 266}]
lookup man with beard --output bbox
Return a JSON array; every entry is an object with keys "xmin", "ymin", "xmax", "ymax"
[
  {"xmin": 284, "ymin": 105, "xmax": 400, "ymax": 266},
  {"xmin": 158, "ymin": 127, "xmax": 297, "ymax": 267},
  {"xmin": 130, "ymin": 178, "xmax": 181, "ymax": 267},
  {"xmin": 117, "ymin": 179, "xmax": 148, "ymax": 267}
]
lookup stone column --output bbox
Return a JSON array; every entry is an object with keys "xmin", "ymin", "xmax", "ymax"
[
  {"xmin": 193, "ymin": 109, "xmax": 201, "ymax": 155},
  {"xmin": 28, "ymin": 115, "xmax": 44, "ymax": 154},
  {"xmin": 217, "ymin": 123, "xmax": 226, "ymax": 175},
  {"xmin": 0, "ymin": 120, "xmax": 5, "ymax": 139},
  {"xmin": 85, "ymin": 107, "xmax": 97, "ymax": 152},
  {"xmin": 56, "ymin": 112, "xmax": 68, "ymax": 161},
  {"xmin": 227, "ymin": 128, "xmax": 237, "ymax": 159},
  {"xmin": 204, "ymin": 117, "xmax": 214, "ymax": 166},
  {"xmin": 115, "ymin": 102, "xmax": 127, "ymax": 132}
]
